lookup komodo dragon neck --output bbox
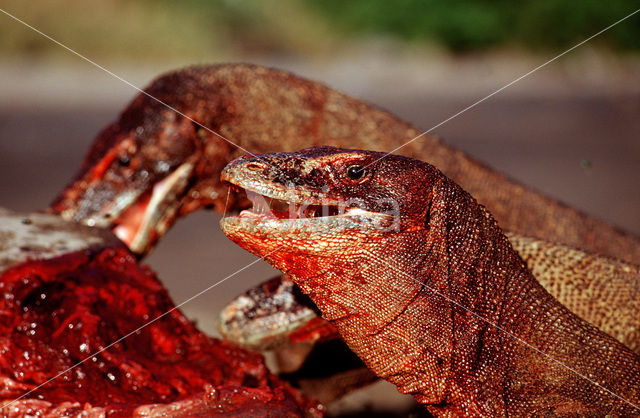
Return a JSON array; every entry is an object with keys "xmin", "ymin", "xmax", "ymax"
[
  {"xmin": 220, "ymin": 146, "xmax": 640, "ymax": 416},
  {"xmin": 51, "ymin": 64, "xmax": 640, "ymax": 263},
  {"xmin": 219, "ymin": 232, "xmax": 640, "ymax": 356}
]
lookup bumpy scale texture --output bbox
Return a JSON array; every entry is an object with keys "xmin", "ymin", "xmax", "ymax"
[
  {"xmin": 509, "ymin": 233, "xmax": 640, "ymax": 353},
  {"xmin": 48, "ymin": 64, "xmax": 640, "ymax": 362},
  {"xmin": 51, "ymin": 64, "xmax": 640, "ymax": 263},
  {"xmin": 220, "ymin": 235, "xmax": 640, "ymax": 357},
  {"xmin": 221, "ymin": 147, "xmax": 640, "ymax": 416}
]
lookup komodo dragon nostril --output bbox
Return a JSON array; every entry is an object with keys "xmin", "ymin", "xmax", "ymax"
[{"xmin": 246, "ymin": 162, "xmax": 266, "ymax": 171}]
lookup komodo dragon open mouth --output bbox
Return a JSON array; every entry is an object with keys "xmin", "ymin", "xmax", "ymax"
[
  {"xmin": 109, "ymin": 162, "xmax": 194, "ymax": 252},
  {"xmin": 221, "ymin": 183, "xmax": 395, "ymax": 237},
  {"xmin": 219, "ymin": 150, "xmax": 400, "ymax": 250},
  {"xmin": 237, "ymin": 189, "xmax": 377, "ymax": 221}
]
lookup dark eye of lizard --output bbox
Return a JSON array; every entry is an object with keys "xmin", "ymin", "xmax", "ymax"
[
  {"xmin": 118, "ymin": 154, "xmax": 131, "ymax": 167},
  {"xmin": 345, "ymin": 165, "xmax": 366, "ymax": 181}
]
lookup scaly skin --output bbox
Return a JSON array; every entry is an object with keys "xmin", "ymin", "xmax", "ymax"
[
  {"xmin": 217, "ymin": 232, "xmax": 640, "ymax": 405},
  {"xmin": 48, "ymin": 63, "xmax": 640, "ymax": 350},
  {"xmin": 47, "ymin": 64, "xmax": 640, "ymax": 405},
  {"xmin": 507, "ymin": 233, "xmax": 640, "ymax": 352},
  {"xmin": 49, "ymin": 64, "xmax": 640, "ymax": 264},
  {"xmin": 220, "ymin": 232, "xmax": 640, "ymax": 354},
  {"xmin": 220, "ymin": 147, "xmax": 640, "ymax": 416}
]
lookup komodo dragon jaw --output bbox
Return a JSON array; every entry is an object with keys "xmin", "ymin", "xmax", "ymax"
[
  {"xmin": 221, "ymin": 147, "xmax": 640, "ymax": 416},
  {"xmin": 220, "ymin": 148, "xmax": 400, "ymax": 256},
  {"xmin": 219, "ymin": 233, "xmax": 640, "ymax": 355},
  {"xmin": 49, "ymin": 64, "xmax": 640, "ymax": 264},
  {"xmin": 48, "ymin": 113, "xmax": 238, "ymax": 256}
]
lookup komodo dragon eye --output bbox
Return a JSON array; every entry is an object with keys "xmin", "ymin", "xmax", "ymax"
[
  {"xmin": 118, "ymin": 154, "xmax": 131, "ymax": 167},
  {"xmin": 345, "ymin": 165, "xmax": 366, "ymax": 181}
]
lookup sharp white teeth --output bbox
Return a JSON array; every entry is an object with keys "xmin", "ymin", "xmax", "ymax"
[
  {"xmin": 247, "ymin": 191, "xmax": 269, "ymax": 214},
  {"xmin": 243, "ymin": 189, "xmax": 356, "ymax": 219}
]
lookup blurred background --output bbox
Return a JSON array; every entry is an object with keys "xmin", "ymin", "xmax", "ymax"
[{"xmin": 1, "ymin": 1, "xmax": 639, "ymax": 415}]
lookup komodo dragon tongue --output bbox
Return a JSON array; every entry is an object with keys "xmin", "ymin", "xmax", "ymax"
[
  {"xmin": 50, "ymin": 64, "xmax": 640, "ymax": 263},
  {"xmin": 221, "ymin": 147, "xmax": 640, "ymax": 416}
]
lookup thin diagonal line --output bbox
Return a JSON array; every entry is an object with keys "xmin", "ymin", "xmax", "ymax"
[
  {"xmin": 3, "ymin": 248, "xmax": 279, "ymax": 409},
  {"xmin": 2, "ymin": 4, "xmax": 638, "ymax": 412},
  {"xmin": 222, "ymin": 186, "xmax": 232, "ymax": 220},
  {"xmin": 0, "ymin": 8, "xmax": 293, "ymax": 408},
  {"xmin": 0, "ymin": 7, "xmax": 263, "ymax": 162},
  {"xmin": 363, "ymin": 7, "xmax": 640, "ymax": 170},
  {"xmin": 368, "ymin": 250, "xmax": 640, "ymax": 411}
]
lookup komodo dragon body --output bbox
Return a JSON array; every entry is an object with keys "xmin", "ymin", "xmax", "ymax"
[
  {"xmin": 48, "ymin": 64, "xmax": 640, "ymax": 407},
  {"xmin": 49, "ymin": 63, "xmax": 640, "ymax": 344},
  {"xmin": 50, "ymin": 64, "xmax": 640, "ymax": 265},
  {"xmin": 219, "ymin": 233, "xmax": 640, "ymax": 355},
  {"xmin": 220, "ymin": 147, "xmax": 640, "ymax": 416}
]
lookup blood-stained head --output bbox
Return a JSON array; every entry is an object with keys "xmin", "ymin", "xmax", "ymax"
[{"xmin": 50, "ymin": 104, "xmax": 238, "ymax": 255}]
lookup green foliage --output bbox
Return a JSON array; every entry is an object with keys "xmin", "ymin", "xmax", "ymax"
[
  {"xmin": 305, "ymin": 0, "xmax": 640, "ymax": 51},
  {"xmin": 1, "ymin": 0, "xmax": 637, "ymax": 59}
]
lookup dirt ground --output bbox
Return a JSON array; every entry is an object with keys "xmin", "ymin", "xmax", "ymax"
[{"xmin": 1, "ymin": 55, "xmax": 638, "ymax": 415}]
